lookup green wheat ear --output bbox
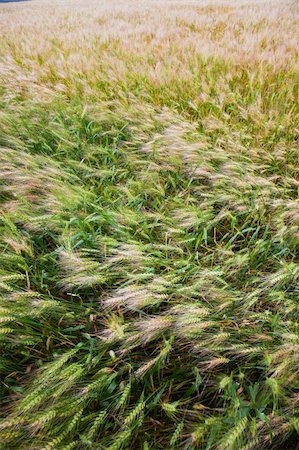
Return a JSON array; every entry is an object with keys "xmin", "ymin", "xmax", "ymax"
[
  {"xmin": 218, "ymin": 417, "xmax": 248, "ymax": 450},
  {"xmin": 170, "ymin": 421, "xmax": 184, "ymax": 447}
]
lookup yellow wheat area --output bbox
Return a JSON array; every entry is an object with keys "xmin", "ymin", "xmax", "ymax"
[{"xmin": 0, "ymin": 0, "xmax": 298, "ymax": 99}]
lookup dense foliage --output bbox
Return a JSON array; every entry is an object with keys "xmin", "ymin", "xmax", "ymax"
[{"xmin": 0, "ymin": 0, "xmax": 298, "ymax": 448}]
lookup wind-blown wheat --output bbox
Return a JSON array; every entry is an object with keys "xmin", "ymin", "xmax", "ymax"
[{"xmin": 0, "ymin": 0, "xmax": 298, "ymax": 449}]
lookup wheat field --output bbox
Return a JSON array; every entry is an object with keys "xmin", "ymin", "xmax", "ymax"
[{"xmin": 0, "ymin": 0, "xmax": 298, "ymax": 449}]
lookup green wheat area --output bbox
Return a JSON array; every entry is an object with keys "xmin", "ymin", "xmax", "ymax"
[{"xmin": 0, "ymin": 0, "xmax": 298, "ymax": 449}]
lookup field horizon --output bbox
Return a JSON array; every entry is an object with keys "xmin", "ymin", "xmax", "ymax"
[{"xmin": 0, "ymin": 1, "xmax": 298, "ymax": 449}]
